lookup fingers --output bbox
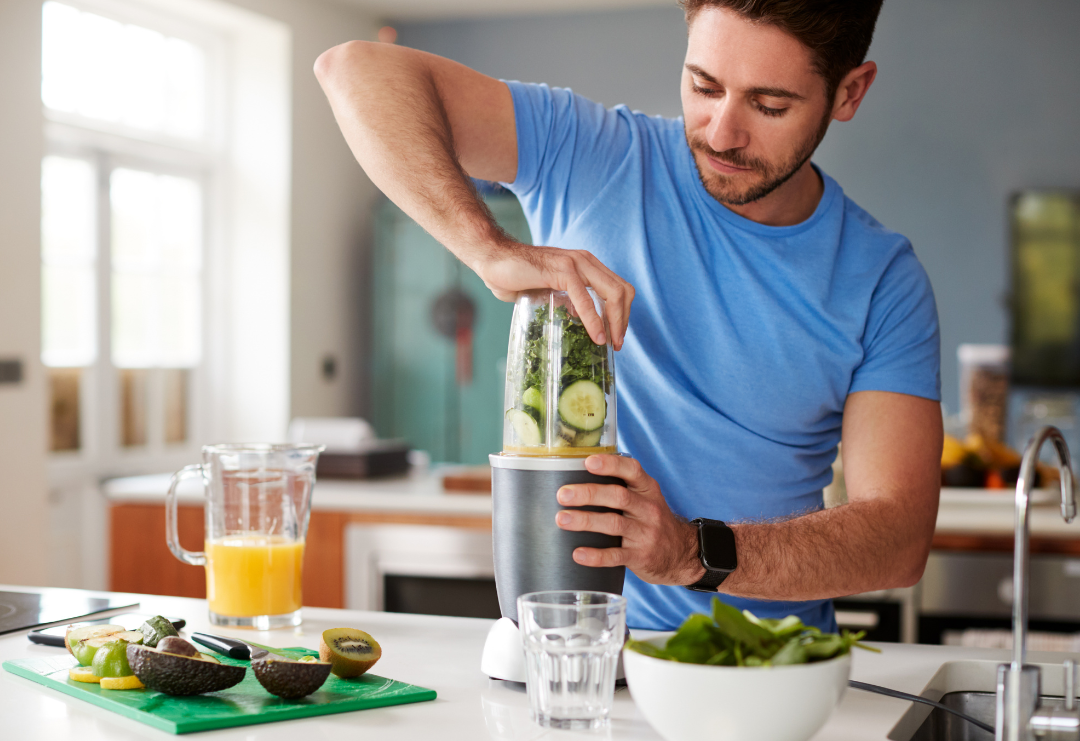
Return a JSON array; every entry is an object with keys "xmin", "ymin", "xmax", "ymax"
[
  {"xmin": 584, "ymin": 454, "xmax": 650, "ymax": 489},
  {"xmin": 572, "ymin": 252, "xmax": 634, "ymax": 350},
  {"xmin": 475, "ymin": 242, "xmax": 634, "ymax": 349},
  {"xmin": 557, "ymin": 481, "xmax": 632, "ymax": 510},
  {"xmin": 562, "ymin": 275, "xmax": 607, "ymax": 346},
  {"xmin": 572, "ymin": 546, "xmax": 627, "ymax": 568},
  {"xmin": 556, "ymin": 508, "xmax": 629, "ymax": 536}
]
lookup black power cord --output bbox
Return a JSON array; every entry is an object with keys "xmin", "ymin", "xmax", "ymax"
[{"xmin": 848, "ymin": 680, "xmax": 995, "ymax": 735}]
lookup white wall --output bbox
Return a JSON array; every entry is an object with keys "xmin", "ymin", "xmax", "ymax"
[
  {"xmin": 0, "ymin": 0, "xmax": 380, "ymax": 589},
  {"xmin": 224, "ymin": 0, "xmax": 381, "ymax": 421},
  {"xmin": 0, "ymin": 0, "xmax": 50, "ymax": 586}
]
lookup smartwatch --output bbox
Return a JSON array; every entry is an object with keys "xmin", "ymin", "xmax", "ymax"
[{"xmin": 685, "ymin": 518, "xmax": 738, "ymax": 592}]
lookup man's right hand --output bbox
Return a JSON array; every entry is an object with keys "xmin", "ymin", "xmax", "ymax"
[
  {"xmin": 315, "ymin": 41, "xmax": 633, "ymax": 348},
  {"xmin": 474, "ymin": 241, "xmax": 634, "ymax": 350}
]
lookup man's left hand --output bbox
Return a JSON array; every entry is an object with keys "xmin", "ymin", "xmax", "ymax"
[{"xmin": 555, "ymin": 455, "xmax": 705, "ymax": 585}]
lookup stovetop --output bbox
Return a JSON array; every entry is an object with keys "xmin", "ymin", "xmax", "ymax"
[{"xmin": 0, "ymin": 589, "xmax": 137, "ymax": 635}]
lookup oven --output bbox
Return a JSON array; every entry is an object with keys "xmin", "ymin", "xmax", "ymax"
[{"xmin": 344, "ymin": 523, "xmax": 501, "ymax": 619}]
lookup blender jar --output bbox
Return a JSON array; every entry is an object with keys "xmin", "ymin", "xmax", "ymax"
[{"xmin": 502, "ymin": 289, "xmax": 616, "ymax": 456}]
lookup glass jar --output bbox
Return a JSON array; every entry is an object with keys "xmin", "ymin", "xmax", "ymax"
[{"xmin": 502, "ymin": 289, "xmax": 616, "ymax": 456}]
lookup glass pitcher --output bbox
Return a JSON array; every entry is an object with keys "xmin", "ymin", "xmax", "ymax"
[
  {"xmin": 166, "ymin": 443, "xmax": 323, "ymax": 629},
  {"xmin": 503, "ymin": 289, "xmax": 617, "ymax": 456}
]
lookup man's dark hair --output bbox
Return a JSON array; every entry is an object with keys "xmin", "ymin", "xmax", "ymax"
[{"xmin": 679, "ymin": 0, "xmax": 884, "ymax": 102}]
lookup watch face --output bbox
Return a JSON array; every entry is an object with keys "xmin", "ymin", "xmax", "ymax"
[{"xmin": 700, "ymin": 523, "xmax": 737, "ymax": 572}]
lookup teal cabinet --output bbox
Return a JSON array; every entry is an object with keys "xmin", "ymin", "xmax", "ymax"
[{"xmin": 371, "ymin": 196, "xmax": 532, "ymax": 464}]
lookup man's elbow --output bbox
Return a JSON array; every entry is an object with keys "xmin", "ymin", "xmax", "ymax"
[
  {"xmin": 892, "ymin": 534, "xmax": 933, "ymax": 589},
  {"xmin": 314, "ymin": 40, "xmax": 374, "ymax": 86}
]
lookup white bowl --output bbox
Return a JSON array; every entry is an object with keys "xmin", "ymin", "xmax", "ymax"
[{"xmin": 623, "ymin": 636, "xmax": 851, "ymax": 741}]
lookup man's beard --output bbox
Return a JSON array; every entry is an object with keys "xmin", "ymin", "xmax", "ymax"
[{"xmin": 686, "ymin": 111, "xmax": 831, "ymax": 207}]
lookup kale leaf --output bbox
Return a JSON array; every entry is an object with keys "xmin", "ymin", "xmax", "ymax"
[{"xmin": 521, "ymin": 304, "xmax": 612, "ymax": 398}]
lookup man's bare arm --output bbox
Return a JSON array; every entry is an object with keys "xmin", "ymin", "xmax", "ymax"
[
  {"xmin": 314, "ymin": 42, "xmax": 633, "ymax": 348},
  {"xmin": 718, "ymin": 391, "xmax": 942, "ymax": 599},
  {"xmin": 554, "ymin": 391, "xmax": 943, "ymax": 600}
]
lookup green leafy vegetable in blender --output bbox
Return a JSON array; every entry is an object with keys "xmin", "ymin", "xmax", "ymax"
[
  {"xmin": 625, "ymin": 598, "xmax": 878, "ymax": 667},
  {"xmin": 522, "ymin": 304, "xmax": 612, "ymax": 397}
]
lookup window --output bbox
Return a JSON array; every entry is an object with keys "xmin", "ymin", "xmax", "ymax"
[
  {"xmin": 41, "ymin": 0, "xmax": 291, "ymax": 490},
  {"xmin": 41, "ymin": 0, "xmax": 216, "ymax": 467}
]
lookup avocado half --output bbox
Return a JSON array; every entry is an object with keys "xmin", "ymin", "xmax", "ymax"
[
  {"xmin": 127, "ymin": 644, "xmax": 245, "ymax": 696},
  {"xmin": 251, "ymin": 657, "xmax": 332, "ymax": 699}
]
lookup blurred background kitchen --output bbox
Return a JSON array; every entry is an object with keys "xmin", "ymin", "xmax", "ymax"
[{"xmin": 1, "ymin": 0, "xmax": 1078, "ymax": 646}]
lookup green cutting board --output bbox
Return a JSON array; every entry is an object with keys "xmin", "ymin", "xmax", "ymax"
[{"xmin": 3, "ymin": 647, "xmax": 436, "ymax": 734}]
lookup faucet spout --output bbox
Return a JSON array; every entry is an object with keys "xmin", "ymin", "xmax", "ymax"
[
  {"xmin": 1011, "ymin": 426, "xmax": 1075, "ymax": 671},
  {"xmin": 997, "ymin": 426, "xmax": 1078, "ymax": 741}
]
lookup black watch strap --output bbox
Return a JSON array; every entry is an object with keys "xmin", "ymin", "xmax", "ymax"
[
  {"xmin": 685, "ymin": 518, "xmax": 737, "ymax": 593},
  {"xmin": 686, "ymin": 566, "xmax": 730, "ymax": 592}
]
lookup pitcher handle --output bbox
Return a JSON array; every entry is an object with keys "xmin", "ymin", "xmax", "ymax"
[{"xmin": 166, "ymin": 464, "xmax": 207, "ymax": 566}]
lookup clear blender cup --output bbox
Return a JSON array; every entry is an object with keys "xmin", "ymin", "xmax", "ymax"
[{"xmin": 503, "ymin": 289, "xmax": 617, "ymax": 456}]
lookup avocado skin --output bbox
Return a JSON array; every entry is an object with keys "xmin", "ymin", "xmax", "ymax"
[
  {"xmin": 138, "ymin": 616, "xmax": 179, "ymax": 648},
  {"xmin": 251, "ymin": 658, "xmax": 331, "ymax": 698},
  {"xmin": 127, "ymin": 644, "xmax": 245, "ymax": 695}
]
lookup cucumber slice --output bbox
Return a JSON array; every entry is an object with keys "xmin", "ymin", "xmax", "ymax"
[
  {"xmin": 573, "ymin": 428, "xmax": 603, "ymax": 447},
  {"xmin": 522, "ymin": 387, "xmax": 544, "ymax": 411},
  {"xmin": 507, "ymin": 409, "xmax": 542, "ymax": 446},
  {"xmin": 558, "ymin": 380, "xmax": 607, "ymax": 432}
]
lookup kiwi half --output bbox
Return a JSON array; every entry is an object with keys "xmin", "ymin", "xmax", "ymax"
[{"xmin": 318, "ymin": 628, "xmax": 381, "ymax": 678}]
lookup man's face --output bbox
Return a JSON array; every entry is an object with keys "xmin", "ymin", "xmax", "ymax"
[{"xmin": 682, "ymin": 8, "xmax": 833, "ymax": 207}]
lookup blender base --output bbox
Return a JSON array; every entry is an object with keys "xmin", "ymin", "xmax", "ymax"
[
  {"xmin": 481, "ymin": 617, "xmax": 527, "ymax": 683},
  {"xmin": 480, "ymin": 617, "xmax": 626, "ymax": 683}
]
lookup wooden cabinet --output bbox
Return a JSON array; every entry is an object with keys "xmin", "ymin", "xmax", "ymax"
[
  {"xmin": 109, "ymin": 503, "xmax": 492, "ymax": 609},
  {"xmin": 110, "ymin": 504, "xmax": 347, "ymax": 609}
]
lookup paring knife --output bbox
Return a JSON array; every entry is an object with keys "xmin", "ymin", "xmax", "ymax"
[{"xmin": 190, "ymin": 632, "xmax": 287, "ymax": 661}]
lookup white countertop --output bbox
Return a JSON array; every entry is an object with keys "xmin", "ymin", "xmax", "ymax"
[
  {"xmin": 104, "ymin": 472, "xmax": 1080, "ymax": 538},
  {"xmin": 3, "ymin": 585, "xmax": 1079, "ymax": 740},
  {"xmin": 103, "ymin": 469, "xmax": 493, "ymax": 517},
  {"xmin": 935, "ymin": 487, "xmax": 1080, "ymax": 537}
]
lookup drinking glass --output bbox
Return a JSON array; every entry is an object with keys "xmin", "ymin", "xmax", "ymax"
[
  {"xmin": 166, "ymin": 443, "xmax": 323, "ymax": 629},
  {"xmin": 517, "ymin": 590, "xmax": 626, "ymax": 730}
]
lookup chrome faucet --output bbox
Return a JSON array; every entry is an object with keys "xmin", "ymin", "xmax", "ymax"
[{"xmin": 996, "ymin": 426, "xmax": 1079, "ymax": 741}]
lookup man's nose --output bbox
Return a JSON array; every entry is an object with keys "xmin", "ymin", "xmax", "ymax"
[{"xmin": 704, "ymin": 99, "xmax": 750, "ymax": 153}]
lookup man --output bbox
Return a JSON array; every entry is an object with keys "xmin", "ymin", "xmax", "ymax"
[{"xmin": 315, "ymin": 0, "xmax": 942, "ymax": 632}]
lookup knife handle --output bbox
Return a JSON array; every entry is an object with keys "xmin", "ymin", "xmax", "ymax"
[{"xmin": 190, "ymin": 632, "xmax": 250, "ymax": 660}]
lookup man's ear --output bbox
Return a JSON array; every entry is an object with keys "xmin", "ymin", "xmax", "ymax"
[{"xmin": 832, "ymin": 61, "xmax": 877, "ymax": 122}]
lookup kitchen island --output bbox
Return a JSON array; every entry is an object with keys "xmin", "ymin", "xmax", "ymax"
[{"xmin": 3, "ymin": 584, "xmax": 1078, "ymax": 740}]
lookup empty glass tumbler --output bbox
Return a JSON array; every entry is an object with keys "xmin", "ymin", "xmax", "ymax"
[{"xmin": 517, "ymin": 590, "xmax": 627, "ymax": 730}]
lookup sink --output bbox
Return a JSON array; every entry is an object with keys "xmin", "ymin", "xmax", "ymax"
[
  {"xmin": 888, "ymin": 660, "xmax": 1077, "ymax": 740},
  {"xmin": 907, "ymin": 691, "xmax": 1073, "ymax": 741},
  {"xmin": 908, "ymin": 691, "xmax": 994, "ymax": 741}
]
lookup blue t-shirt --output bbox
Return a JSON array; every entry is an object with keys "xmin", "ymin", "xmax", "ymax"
[{"xmin": 500, "ymin": 81, "xmax": 941, "ymax": 632}]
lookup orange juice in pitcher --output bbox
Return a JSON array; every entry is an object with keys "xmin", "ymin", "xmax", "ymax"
[
  {"xmin": 166, "ymin": 444, "xmax": 323, "ymax": 629},
  {"xmin": 205, "ymin": 535, "xmax": 305, "ymax": 618}
]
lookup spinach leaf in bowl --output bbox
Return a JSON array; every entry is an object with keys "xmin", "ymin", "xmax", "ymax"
[{"xmin": 626, "ymin": 598, "xmax": 879, "ymax": 667}]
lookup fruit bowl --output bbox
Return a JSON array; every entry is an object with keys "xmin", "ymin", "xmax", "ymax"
[{"xmin": 623, "ymin": 635, "xmax": 851, "ymax": 741}]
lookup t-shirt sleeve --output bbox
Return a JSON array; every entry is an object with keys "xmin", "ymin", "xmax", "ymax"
[
  {"xmin": 849, "ymin": 247, "xmax": 941, "ymax": 401},
  {"xmin": 500, "ymin": 80, "xmax": 633, "ymax": 239}
]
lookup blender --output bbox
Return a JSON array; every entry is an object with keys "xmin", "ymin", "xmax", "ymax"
[{"xmin": 481, "ymin": 289, "xmax": 626, "ymax": 682}]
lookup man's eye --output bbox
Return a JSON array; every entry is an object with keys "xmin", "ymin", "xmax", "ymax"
[
  {"xmin": 692, "ymin": 84, "xmax": 720, "ymax": 97},
  {"xmin": 755, "ymin": 101, "xmax": 787, "ymax": 117}
]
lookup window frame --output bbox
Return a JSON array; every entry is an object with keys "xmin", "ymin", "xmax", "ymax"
[{"xmin": 42, "ymin": 0, "xmax": 225, "ymax": 480}]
